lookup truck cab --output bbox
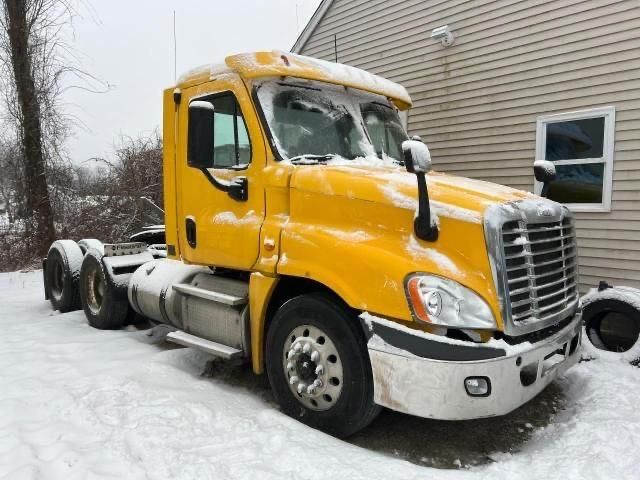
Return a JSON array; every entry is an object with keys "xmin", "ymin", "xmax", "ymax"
[{"xmin": 44, "ymin": 51, "xmax": 582, "ymax": 438}]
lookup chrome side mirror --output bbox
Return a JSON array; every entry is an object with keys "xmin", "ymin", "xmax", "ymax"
[
  {"xmin": 402, "ymin": 139, "xmax": 432, "ymax": 174},
  {"xmin": 534, "ymin": 160, "xmax": 557, "ymax": 198}
]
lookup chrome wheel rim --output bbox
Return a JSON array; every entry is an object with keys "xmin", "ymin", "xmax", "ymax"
[
  {"xmin": 283, "ymin": 324, "xmax": 344, "ymax": 411},
  {"xmin": 86, "ymin": 265, "xmax": 104, "ymax": 314}
]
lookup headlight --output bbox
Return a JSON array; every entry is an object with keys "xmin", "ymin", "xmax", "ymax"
[{"xmin": 405, "ymin": 274, "xmax": 496, "ymax": 329}]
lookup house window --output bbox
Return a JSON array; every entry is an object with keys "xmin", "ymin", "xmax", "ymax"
[{"xmin": 535, "ymin": 106, "xmax": 615, "ymax": 212}]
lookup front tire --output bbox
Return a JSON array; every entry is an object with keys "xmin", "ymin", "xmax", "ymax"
[
  {"xmin": 79, "ymin": 249, "xmax": 129, "ymax": 330},
  {"xmin": 265, "ymin": 293, "xmax": 380, "ymax": 438}
]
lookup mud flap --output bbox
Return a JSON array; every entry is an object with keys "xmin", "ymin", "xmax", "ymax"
[{"xmin": 101, "ymin": 251, "xmax": 155, "ymax": 299}]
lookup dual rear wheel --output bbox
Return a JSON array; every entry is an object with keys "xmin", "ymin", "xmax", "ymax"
[
  {"xmin": 45, "ymin": 239, "xmax": 128, "ymax": 330},
  {"xmin": 78, "ymin": 249, "xmax": 129, "ymax": 330},
  {"xmin": 45, "ymin": 240, "xmax": 84, "ymax": 313}
]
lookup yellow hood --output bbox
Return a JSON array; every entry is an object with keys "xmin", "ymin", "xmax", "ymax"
[
  {"xmin": 277, "ymin": 164, "xmax": 537, "ymax": 330},
  {"xmin": 289, "ymin": 165, "xmax": 533, "ymax": 219}
]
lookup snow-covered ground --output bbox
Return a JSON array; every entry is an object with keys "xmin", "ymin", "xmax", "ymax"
[{"xmin": 1, "ymin": 271, "xmax": 638, "ymax": 479}]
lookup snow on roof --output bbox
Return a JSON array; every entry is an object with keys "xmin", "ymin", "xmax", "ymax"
[
  {"xmin": 178, "ymin": 51, "xmax": 412, "ymax": 110},
  {"xmin": 176, "ymin": 62, "xmax": 232, "ymax": 86}
]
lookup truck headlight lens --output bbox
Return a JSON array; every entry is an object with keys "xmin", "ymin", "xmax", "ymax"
[{"xmin": 405, "ymin": 274, "xmax": 496, "ymax": 329}]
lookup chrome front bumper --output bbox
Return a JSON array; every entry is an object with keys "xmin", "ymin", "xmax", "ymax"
[{"xmin": 364, "ymin": 314, "xmax": 582, "ymax": 420}]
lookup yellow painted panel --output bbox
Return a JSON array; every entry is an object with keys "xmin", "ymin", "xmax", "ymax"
[
  {"xmin": 162, "ymin": 88, "xmax": 179, "ymax": 259},
  {"xmin": 175, "ymin": 74, "xmax": 266, "ymax": 269},
  {"xmin": 249, "ymin": 272, "xmax": 279, "ymax": 374}
]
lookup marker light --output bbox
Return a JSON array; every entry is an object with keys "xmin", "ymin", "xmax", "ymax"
[{"xmin": 464, "ymin": 377, "xmax": 491, "ymax": 397}]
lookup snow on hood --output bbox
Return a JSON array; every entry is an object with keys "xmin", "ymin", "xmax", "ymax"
[{"xmin": 289, "ymin": 164, "xmax": 536, "ymax": 225}]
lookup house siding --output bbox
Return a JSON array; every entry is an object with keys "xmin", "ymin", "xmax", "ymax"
[{"xmin": 296, "ymin": 0, "xmax": 640, "ymax": 291}]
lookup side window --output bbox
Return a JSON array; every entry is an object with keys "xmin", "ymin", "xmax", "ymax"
[
  {"xmin": 189, "ymin": 92, "xmax": 251, "ymax": 169},
  {"xmin": 535, "ymin": 106, "xmax": 615, "ymax": 212}
]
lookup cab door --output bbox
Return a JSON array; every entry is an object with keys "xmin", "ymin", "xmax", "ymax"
[{"xmin": 176, "ymin": 75, "xmax": 266, "ymax": 269}]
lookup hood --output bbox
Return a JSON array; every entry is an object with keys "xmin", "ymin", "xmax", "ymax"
[
  {"xmin": 281, "ymin": 163, "xmax": 537, "ymax": 330},
  {"xmin": 289, "ymin": 164, "xmax": 535, "ymax": 222}
]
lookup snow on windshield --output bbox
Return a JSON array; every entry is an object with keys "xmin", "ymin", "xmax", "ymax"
[{"xmin": 255, "ymin": 79, "xmax": 408, "ymax": 165}]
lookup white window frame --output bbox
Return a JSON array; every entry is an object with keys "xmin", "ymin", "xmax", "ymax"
[{"xmin": 534, "ymin": 106, "xmax": 615, "ymax": 213}]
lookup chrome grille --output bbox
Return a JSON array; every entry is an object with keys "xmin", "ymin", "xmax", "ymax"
[{"xmin": 501, "ymin": 217, "xmax": 578, "ymax": 325}]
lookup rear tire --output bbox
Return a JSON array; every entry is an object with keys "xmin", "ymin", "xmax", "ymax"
[
  {"xmin": 78, "ymin": 239, "xmax": 104, "ymax": 256},
  {"xmin": 265, "ymin": 293, "xmax": 380, "ymax": 438},
  {"xmin": 79, "ymin": 249, "xmax": 129, "ymax": 330},
  {"xmin": 45, "ymin": 240, "xmax": 83, "ymax": 313}
]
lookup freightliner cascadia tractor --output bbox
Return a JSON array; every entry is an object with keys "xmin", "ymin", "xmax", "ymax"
[{"xmin": 43, "ymin": 51, "xmax": 581, "ymax": 438}]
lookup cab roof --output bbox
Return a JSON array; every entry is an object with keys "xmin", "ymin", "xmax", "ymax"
[{"xmin": 176, "ymin": 50, "xmax": 412, "ymax": 110}]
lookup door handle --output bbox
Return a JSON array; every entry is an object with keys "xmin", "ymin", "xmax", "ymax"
[{"xmin": 185, "ymin": 217, "xmax": 197, "ymax": 248}]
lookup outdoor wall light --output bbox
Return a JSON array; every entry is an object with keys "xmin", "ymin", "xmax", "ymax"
[{"xmin": 431, "ymin": 25, "xmax": 455, "ymax": 47}]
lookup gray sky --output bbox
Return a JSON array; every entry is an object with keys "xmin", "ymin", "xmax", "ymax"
[{"xmin": 64, "ymin": 0, "xmax": 321, "ymax": 165}]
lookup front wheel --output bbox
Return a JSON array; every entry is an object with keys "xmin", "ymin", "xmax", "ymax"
[{"xmin": 265, "ymin": 293, "xmax": 380, "ymax": 438}]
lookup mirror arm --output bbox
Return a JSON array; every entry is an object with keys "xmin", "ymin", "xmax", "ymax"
[
  {"xmin": 414, "ymin": 172, "xmax": 438, "ymax": 242},
  {"xmin": 540, "ymin": 182, "xmax": 550, "ymax": 199}
]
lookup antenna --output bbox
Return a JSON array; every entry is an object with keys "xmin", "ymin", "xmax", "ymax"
[
  {"xmin": 173, "ymin": 10, "xmax": 177, "ymax": 83},
  {"xmin": 334, "ymin": 34, "xmax": 338, "ymax": 63}
]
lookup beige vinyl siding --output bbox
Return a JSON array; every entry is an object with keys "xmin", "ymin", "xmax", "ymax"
[{"xmin": 297, "ymin": 0, "xmax": 640, "ymax": 291}]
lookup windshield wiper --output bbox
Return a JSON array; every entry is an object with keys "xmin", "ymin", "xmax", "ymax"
[{"xmin": 289, "ymin": 154, "xmax": 335, "ymax": 165}]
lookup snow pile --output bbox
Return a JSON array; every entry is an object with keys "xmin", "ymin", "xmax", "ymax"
[{"xmin": 2, "ymin": 271, "xmax": 640, "ymax": 479}]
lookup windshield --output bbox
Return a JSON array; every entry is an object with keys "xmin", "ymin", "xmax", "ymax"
[{"xmin": 255, "ymin": 79, "xmax": 408, "ymax": 163}]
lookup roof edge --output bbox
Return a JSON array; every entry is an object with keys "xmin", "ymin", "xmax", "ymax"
[{"xmin": 291, "ymin": 0, "xmax": 334, "ymax": 53}]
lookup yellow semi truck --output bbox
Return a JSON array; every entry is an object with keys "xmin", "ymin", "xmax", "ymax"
[{"xmin": 43, "ymin": 51, "xmax": 582, "ymax": 438}]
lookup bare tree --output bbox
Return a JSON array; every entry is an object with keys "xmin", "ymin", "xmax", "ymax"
[
  {"xmin": 0, "ymin": 132, "xmax": 164, "ymax": 272},
  {"xmin": 0, "ymin": 0, "xmax": 71, "ymax": 254},
  {"xmin": 0, "ymin": 139, "xmax": 22, "ymax": 222}
]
